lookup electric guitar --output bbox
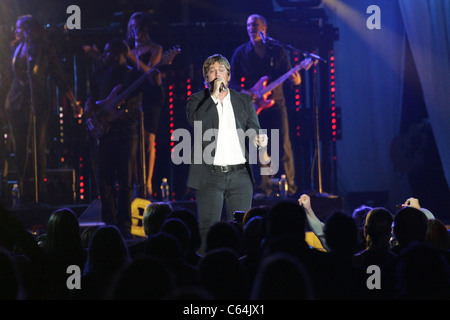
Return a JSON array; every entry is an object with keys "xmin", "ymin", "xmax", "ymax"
[
  {"xmin": 249, "ymin": 58, "xmax": 313, "ymax": 115},
  {"xmin": 85, "ymin": 46, "xmax": 181, "ymax": 139}
]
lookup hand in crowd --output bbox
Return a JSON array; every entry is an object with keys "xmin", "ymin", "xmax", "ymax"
[
  {"xmin": 402, "ymin": 197, "xmax": 421, "ymax": 210},
  {"xmin": 298, "ymin": 193, "xmax": 312, "ymax": 211}
]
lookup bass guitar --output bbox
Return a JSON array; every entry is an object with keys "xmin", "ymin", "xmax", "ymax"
[
  {"xmin": 85, "ymin": 46, "xmax": 181, "ymax": 139},
  {"xmin": 249, "ymin": 57, "xmax": 313, "ymax": 115}
]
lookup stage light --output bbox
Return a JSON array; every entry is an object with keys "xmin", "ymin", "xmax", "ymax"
[
  {"xmin": 329, "ymin": 51, "xmax": 341, "ymax": 141},
  {"xmin": 186, "ymin": 78, "xmax": 192, "ymax": 97}
]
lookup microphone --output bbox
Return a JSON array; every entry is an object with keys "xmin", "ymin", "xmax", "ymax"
[
  {"xmin": 259, "ymin": 31, "xmax": 266, "ymax": 44},
  {"xmin": 259, "ymin": 31, "xmax": 277, "ymax": 45},
  {"xmin": 210, "ymin": 79, "xmax": 227, "ymax": 92}
]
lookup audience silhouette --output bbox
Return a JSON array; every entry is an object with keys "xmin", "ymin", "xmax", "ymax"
[
  {"xmin": 143, "ymin": 202, "xmax": 173, "ymax": 236},
  {"xmin": 167, "ymin": 208, "xmax": 203, "ymax": 266},
  {"xmin": 108, "ymin": 256, "xmax": 175, "ymax": 300},
  {"xmin": 0, "ymin": 247, "xmax": 23, "ymax": 299},
  {"xmin": 250, "ymin": 252, "xmax": 314, "ymax": 300},
  {"xmin": 425, "ymin": 218, "xmax": 450, "ymax": 250},
  {"xmin": 242, "ymin": 206, "xmax": 269, "ymax": 228},
  {"xmin": 381, "ymin": 206, "xmax": 434, "ymax": 298},
  {"xmin": 394, "ymin": 241, "xmax": 450, "ymax": 299},
  {"xmin": 204, "ymin": 221, "xmax": 242, "ymax": 256},
  {"xmin": 1, "ymin": 193, "xmax": 450, "ymax": 300},
  {"xmin": 260, "ymin": 200, "xmax": 331, "ymax": 299},
  {"xmin": 240, "ymin": 216, "xmax": 264, "ymax": 289},
  {"xmin": 322, "ymin": 211, "xmax": 365, "ymax": 299},
  {"xmin": 198, "ymin": 247, "xmax": 248, "ymax": 300},
  {"xmin": 352, "ymin": 205, "xmax": 373, "ymax": 252},
  {"xmin": 44, "ymin": 208, "xmax": 86, "ymax": 299},
  {"xmin": 128, "ymin": 201, "xmax": 173, "ymax": 259},
  {"xmin": 390, "ymin": 206, "xmax": 429, "ymax": 254},
  {"xmin": 353, "ymin": 207, "xmax": 395, "ymax": 269},
  {"xmin": 0, "ymin": 204, "xmax": 49, "ymax": 299},
  {"xmin": 76, "ymin": 225, "xmax": 130, "ymax": 300},
  {"xmin": 160, "ymin": 218, "xmax": 191, "ymax": 257},
  {"xmin": 159, "ymin": 218, "xmax": 199, "ymax": 286},
  {"xmin": 144, "ymin": 232, "xmax": 182, "ymax": 272}
]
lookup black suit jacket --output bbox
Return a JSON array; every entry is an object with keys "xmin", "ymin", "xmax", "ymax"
[{"xmin": 186, "ymin": 88, "xmax": 261, "ymax": 189}]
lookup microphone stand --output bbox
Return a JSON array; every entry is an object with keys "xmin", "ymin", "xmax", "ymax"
[
  {"xmin": 265, "ymin": 37, "xmax": 332, "ymax": 197},
  {"xmin": 26, "ymin": 43, "xmax": 39, "ymax": 204},
  {"xmin": 139, "ymin": 103, "xmax": 147, "ymax": 198},
  {"xmin": 134, "ymin": 38, "xmax": 147, "ymax": 199}
]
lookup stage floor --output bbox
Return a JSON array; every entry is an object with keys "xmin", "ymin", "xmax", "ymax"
[
  {"xmin": 4, "ymin": 196, "xmax": 333, "ymax": 251},
  {"xmin": 5, "ymin": 194, "xmax": 344, "ymax": 234}
]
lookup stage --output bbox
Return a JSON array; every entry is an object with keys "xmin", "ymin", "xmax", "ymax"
[{"xmin": 5, "ymin": 194, "xmax": 344, "ymax": 239}]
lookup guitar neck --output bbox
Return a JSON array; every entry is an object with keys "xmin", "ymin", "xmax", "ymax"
[
  {"xmin": 260, "ymin": 62, "xmax": 307, "ymax": 95},
  {"xmin": 108, "ymin": 47, "xmax": 179, "ymax": 107},
  {"xmin": 112, "ymin": 64, "xmax": 159, "ymax": 106}
]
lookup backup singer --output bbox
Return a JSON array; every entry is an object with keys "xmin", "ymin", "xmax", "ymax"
[
  {"xmin": 4, "ymin": 15, "xmax": 82, "ymax": 204},
  {"xmin": 126, "ymin": 12, "xmax": 165, "ymax": 197}
]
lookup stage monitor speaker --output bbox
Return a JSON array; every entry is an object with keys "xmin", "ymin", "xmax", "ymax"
[
  {"xmin": 78, "ymin": 198, "xmax": 104, "ymax": 228},
  {"xmin": 45, "ymin": 169, "xmax": 76, "ymax": 205}
]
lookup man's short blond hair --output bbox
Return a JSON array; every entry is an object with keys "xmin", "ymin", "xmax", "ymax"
[{"xmin": 202, "ymin": 54, "xmax": 231, "ymax": 87}]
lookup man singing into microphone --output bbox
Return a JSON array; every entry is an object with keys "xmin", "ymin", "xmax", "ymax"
[
  {"xmin": 230, "ymin": 14, "xmax": 301, "ymax": 198},
  {"xmin": 186, "ymin": 54, "xmax": 267, "ymax": 252}
]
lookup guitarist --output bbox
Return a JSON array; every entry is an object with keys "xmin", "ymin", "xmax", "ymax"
[
  {"xmin": 85, "ymin": 39, "xmax": 162, "ymax": 239},
  {"xmin": 230, "ymin": 14, "xmax": 301, "ymax": 197}
]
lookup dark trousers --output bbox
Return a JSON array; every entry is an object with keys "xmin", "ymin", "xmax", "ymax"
[
  {"xmin": 195, "ymin": 166, "xmax": 253, "ymax": 252},
  {"xmin": 96, "ymin": 123, "xmax": 138, "ymax": 234}
]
